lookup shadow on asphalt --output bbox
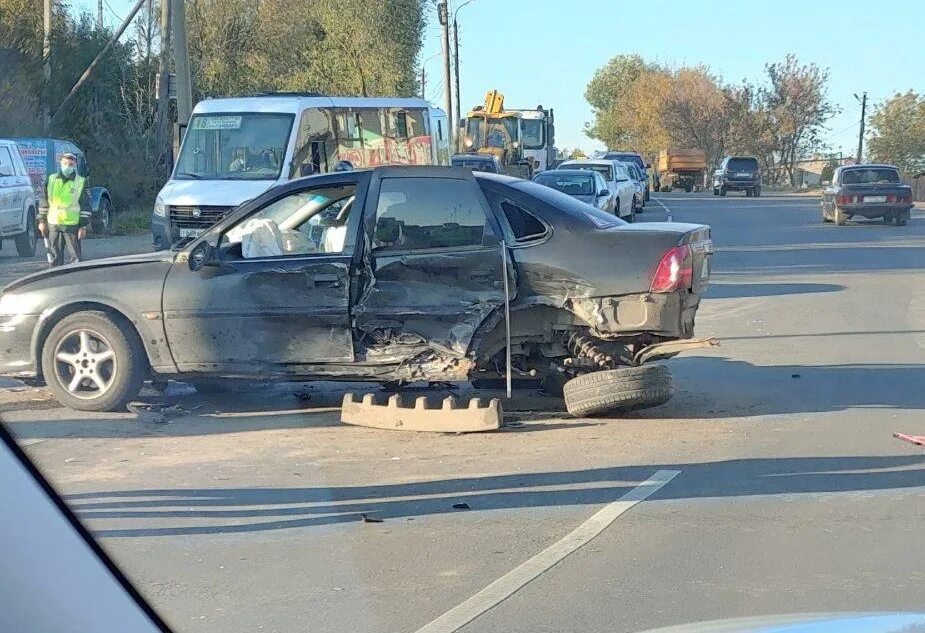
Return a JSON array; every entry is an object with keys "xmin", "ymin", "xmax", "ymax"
[
  {"xmin": 64, "ymin": 453, "xmax": 925, "ymax": 537},
  {"xmin": 705, "ymin": 282, "xmax": 844, "ymax": 299},
  {"xmin": 637, "ymin": 356, "xmax": 925, "ymax": 420}
]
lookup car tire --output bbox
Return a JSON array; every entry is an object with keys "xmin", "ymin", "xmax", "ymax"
[
  {"xmin": 745, "ymin": 188, "xmax": 752, "ymax": 197},
  {"xmin": 835, "ymin": 206, "xmax": 847, "ymax": 226},
  {"xmin": 91, "ymin": 196, "xmax": 113, "ymax": 234},
  {"xmin": 713, "ymin": 188, "xmax": 719, "ymax": 196},
  {"xmin": 41, "ymin": 310, "xmax": 146, "ymax": 412},
  {"xmin": 644, "ymin": 187, "xmax": 650, "ymax": 202},
  {"xmin": 754, "ymin": 186, "xmax": 761, "ymax": 197},
  {"xmin": 895, "ymin": 213, "xmax": 908, "ymax": 226},
  {"xmin": 15, "ymin": 210, "xmax": 37, "ymax": 257},
  {"xmin": 563, "ymin": 365, "xmax": 672, "ymax": 417},
  {"xmin": 719, "ymin": 187, "xmax": 727, "ymax": 197},
  {"xmin": 627, "ymin": 206, "xmax": 636, "ymax": 222}
]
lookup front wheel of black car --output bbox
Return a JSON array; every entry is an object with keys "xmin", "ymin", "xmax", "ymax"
[
  {"xmin": 41, "ymin": 311, "xmax": 145, "ymax": 412},
  {"xmin": 563, "ymin": 365, "xmax": 672, "ymax": 417}
]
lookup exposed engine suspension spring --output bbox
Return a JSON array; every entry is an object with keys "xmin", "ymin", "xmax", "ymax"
[{"xmin": 564, "ymin": 331, "xmax": 615, "ymax": 368}]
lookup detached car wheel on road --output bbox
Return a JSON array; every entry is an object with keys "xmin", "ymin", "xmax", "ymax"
[
  {"xmin": 563, "ymin": 365, "xmax": 672, "ymax": 417},
  {"xmin": 0, "ymin": 166, "xmax": 714, "ymax": 413}
]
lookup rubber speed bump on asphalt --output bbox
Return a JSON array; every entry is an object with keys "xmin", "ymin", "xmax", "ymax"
[{"xmin": 341, "ymin": 393, "xmax": 501, "ymax": 433}]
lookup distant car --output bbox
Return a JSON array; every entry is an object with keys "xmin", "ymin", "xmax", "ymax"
[
  {"xmin": 533, "ymin": 169, "xmax": 613, "ymax": 214},
  {"xmin": 603, "ymin": 151, "xmax": 652, "ymax": 201},
  {"xmin": 557, "ymin": 159, "xmax": 635, "ymax": 221},
  {"xmin": 0, "ymin": 166, "xmax": 713, "ymax": 417},
  {"xmin": 621, "ymin": 162, "xmax": 646, "ymax": 212},
  {"xmin": 713, "ymin": 155, "xmax": 762, "ymax": 197},
  {"xmin": 450, "ymin": 153, "xmax": 502, "ymax": 174},
  {"xmin": 13, "ymin": 138, "xmax": 115, "ymax": 232},
  {"xmin": 821, "ymin": 164, "xmax": 913, "ymax": 226},
  {"xmin": 0, "ymin": 139, "xmax": 38, "ymax": 257}
]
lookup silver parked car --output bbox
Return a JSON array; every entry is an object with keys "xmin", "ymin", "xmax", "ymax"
[{"xmin": 0, "ymin": 139, "xmax": 38, "ymax": 257}]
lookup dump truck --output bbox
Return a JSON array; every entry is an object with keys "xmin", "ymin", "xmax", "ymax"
[
  {"xmin": 461, "ymin": 90, "xmax": 534, "ymax": 179},
  {"xmin": 657, "ymin": 149, "xmax": 707, "ymax": 193}
]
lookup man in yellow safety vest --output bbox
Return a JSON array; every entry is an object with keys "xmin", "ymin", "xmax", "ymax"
[{"xmin": 37, "ymin": 153, "xmax": 91, "ymax": 267}]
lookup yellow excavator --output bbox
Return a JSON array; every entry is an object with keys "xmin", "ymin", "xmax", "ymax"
[{"xmin": 461, "ymin": 90, "xmax": 533, "ymax": 179}]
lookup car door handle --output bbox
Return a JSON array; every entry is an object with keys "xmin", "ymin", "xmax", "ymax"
[{"xmin": 312, "ymin": 274, "xmax": 341, "ymax": 288}]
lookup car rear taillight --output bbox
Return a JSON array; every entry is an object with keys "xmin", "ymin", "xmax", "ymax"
[
  {"xmin": 651, "ymin": 245, "xmax": 693, "ymax": 293},
  {"xmin": 836, "ymin": 194, "xmax": 853, "ymax": 205}
]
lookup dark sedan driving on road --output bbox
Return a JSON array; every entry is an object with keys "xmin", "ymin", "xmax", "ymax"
[
  {"xmin": 822, "ymin": 164, "xmax": 914, "ymax": 226},
  {"xmin": 0, "ymin": 167, "xmax": 713, "ymax": 416}
]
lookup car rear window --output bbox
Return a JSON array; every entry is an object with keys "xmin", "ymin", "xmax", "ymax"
[
  {"xmin": 452, "ymin": 157, "xmax": 494, "ymax": 172},
  {"xmin": 840, "ymin": 168, "xmax": 901, "ymax": 185},
  {"xmin": 535, "ymin": 173, "xmax": 596, "ymax": 195},
  {"xmin": 501, "ymin": 201, "xmax": 547, "ymax": 241},
  {"xmin": 604, "ymin": 153, "xmax": 645, "ymax": 171},
  {"xmin": 562, "ymin": 163, "xmax": 613, "ymax": 181},
  {"xmin": 727, "ymin": 157, "xmax": 758, "ymax": 171},
  {"xmin": 514, "ymin": 180, "xmax": 624, "ymax": 229}
]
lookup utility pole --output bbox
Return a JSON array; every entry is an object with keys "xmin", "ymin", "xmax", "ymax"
[
  {"xmin": 438, "ymin": 1, "xmax": 453, "ymax": 149},
  {"xmin": 156, "ymin": 0, "xmax": 171, "ymax": 166},
  {"xmin": 43, "ymin": 0, "xmax": 52, "ymax": 133},
  {"xmin": 170, "ymin": 0, "xmax": 192, "ymax": 127},
  {"xmin": 452, "ymin": 19, "xmax": 460, "ymax": 152},
  {"xmin": 451, "ymin": 0, "xmax": 474, "ymax": 152},
  {"xmin": 98, "ymin": 0, "xmax": 104, "ymax": 30},
  {"xmin": 420, "ymin": 66, "xmax": 425, "ymax": 99},
  {"xmin": 855, "ymin": 91, "xmax": 867, "ymax": 164}
]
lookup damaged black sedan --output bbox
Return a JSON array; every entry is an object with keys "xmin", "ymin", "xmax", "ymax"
[{"xmin": 0, "ymin": 167, "xmax": 714, "ymax": 415}]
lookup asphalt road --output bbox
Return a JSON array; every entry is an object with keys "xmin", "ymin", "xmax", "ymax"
[{"xmin": 3, "ymin": 193, "xmax": 925, "ymax": 633}]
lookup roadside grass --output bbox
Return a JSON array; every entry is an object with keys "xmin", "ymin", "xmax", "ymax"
[{"xmin": 109, "ymin": 207, "xmax": 150, "ymax": 235}]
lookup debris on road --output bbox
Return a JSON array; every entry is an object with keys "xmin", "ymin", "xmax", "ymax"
[
  {"xmin": 126, "ymin": 401, "xmax": 195, "ymax": 424},
  {"xmin": 452, "ymin": 502, "xmax": 471, "ymax": 510},
  {"xmin": 894, "ymin": 432, "xmax": 925, "ymax": 446},
  {"xmin": 341, "ymin": 393, "xmax": 502, "ymax": 433},
  {"xmin": 360, "ymin": 513, "xmax": 383, "ymax": 523}
]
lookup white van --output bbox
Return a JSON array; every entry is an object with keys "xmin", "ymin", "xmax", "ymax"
[{"xmin": 152, "ymin": 94, "xmax": 450, "ymax": 249}]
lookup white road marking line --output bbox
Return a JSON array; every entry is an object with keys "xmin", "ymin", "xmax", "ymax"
[
  {"xmin": 651, "ymin": 197, "xmax": 672, "ymax": 221},
  {"xmin": 412, "ymin": 469, "xmax": 681, "ymax": 633}
]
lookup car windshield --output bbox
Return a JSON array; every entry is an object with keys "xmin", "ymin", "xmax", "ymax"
[
  {"xmin": 727, "ymin": 157, "xmax": 758, "ymax": 171},
  {"xmin": 534, "ymin": 172, "xmax": 595, "ymax": 195},
  {"xmin": 465, "ymin": 116, "xmax": 518, "ymax": 150},
  {"xmin": 521, "ymin": 118, "xmax": 545, "ymax": 149},
  {"xmin": 840, "ymin": 167, "xmax": 901, "ymax": 184},
  {"xmin": 174, "ymin": 113, "xmax": 293, "ymax": 180},
  {"xmin": 563, "ymin": 163, "xmax": 612, "ymax": 181}
]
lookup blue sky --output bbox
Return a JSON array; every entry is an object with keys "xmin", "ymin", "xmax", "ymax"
[{"xmin": 77, "ymin": 0, "xmax": 923, "ymax": 156}]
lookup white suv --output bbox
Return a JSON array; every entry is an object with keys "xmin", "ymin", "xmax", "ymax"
[{"xmin": 0, "ymin": 139, "xmax": 38, "ymax": 257}]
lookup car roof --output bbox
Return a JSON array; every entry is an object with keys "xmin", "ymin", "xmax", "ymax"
[
  {"xmin": 840, "ymin": 163, "xmax": 898, "ymax": 170},
  {"xmin": 560, "ymin": 159, "xmax": 614, "ymax": 167},
  {"xmin": 451, "ymin": 154, "xmax": 494, "ymax": 161},
  {"xmin": 539, "ymin": 168, "xmax": 597, "ymax": 176}
]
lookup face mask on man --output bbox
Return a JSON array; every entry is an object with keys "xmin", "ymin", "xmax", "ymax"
[{"xmin": 60, "ymin": 163, "xmax": 76, "ymax": 177}]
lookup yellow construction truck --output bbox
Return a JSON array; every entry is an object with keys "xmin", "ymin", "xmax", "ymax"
[
  {"xmin": 657, "ymin": 148, "xmax": 708, "ymax": 193},
  {"xmin": 460, "ymin": 90, "xmax": 534, "ymax": 179}
]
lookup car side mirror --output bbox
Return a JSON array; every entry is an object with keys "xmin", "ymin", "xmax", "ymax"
[
  {"xmin": 617, "ymin": 176, "xmax": 628, "ymax": 182},
  {"xmin": 188, "ymin": 240, "xmax": 217, "ymax": 271},
  {"xmin": 299, "ymin": 163, "xmax": 315, "ymax": 177},
  {"xmin": 597, "ymin": 189, "xmax": 609, "ymax": 197},
  {"xmin": 0, "ymin": 166, "xmax": 12, "ymax": 177}
]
